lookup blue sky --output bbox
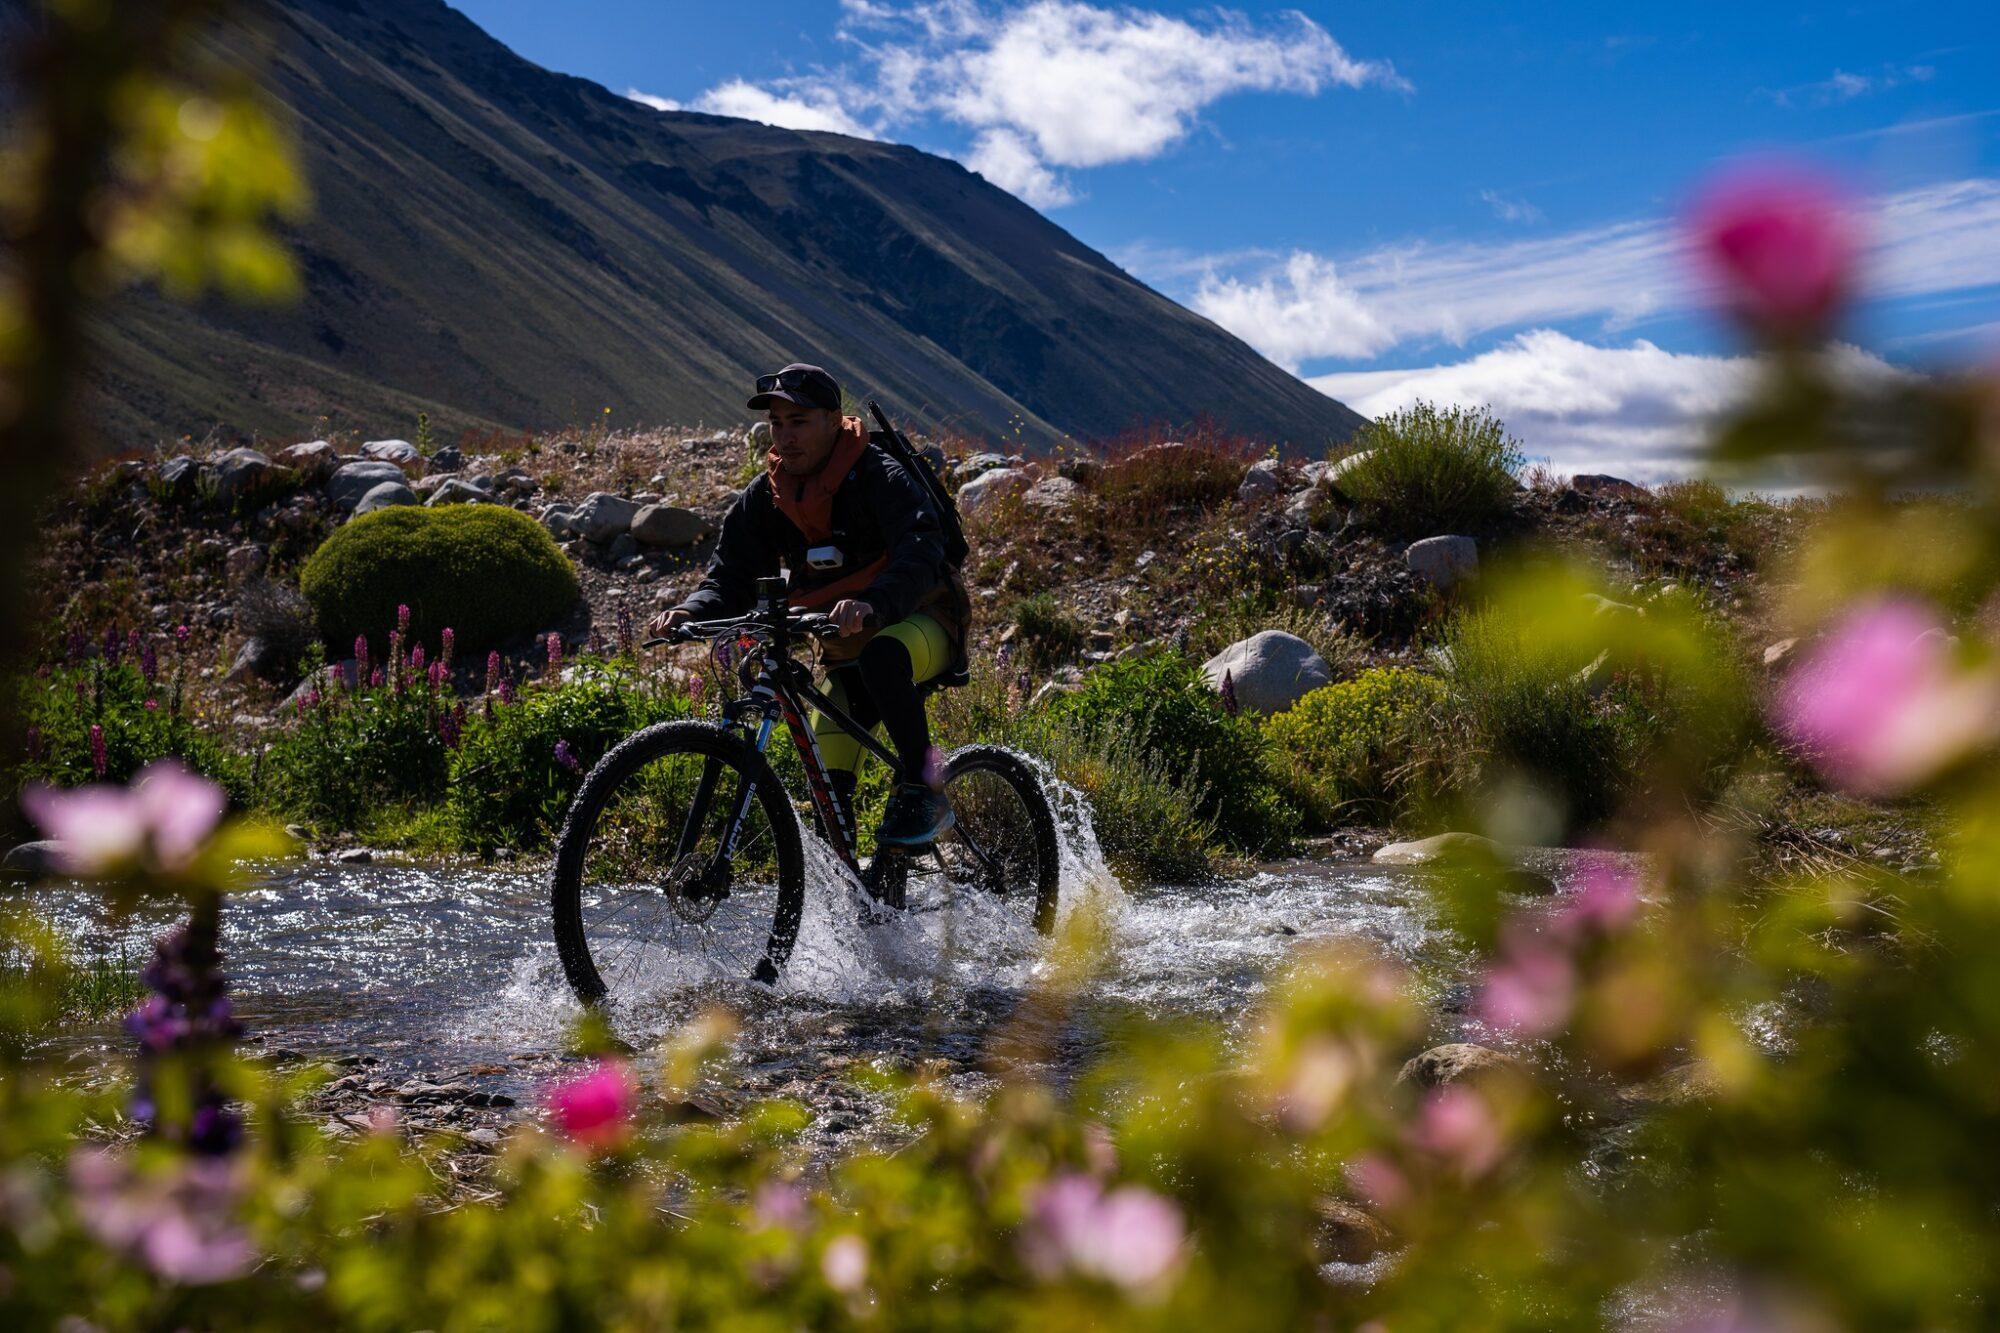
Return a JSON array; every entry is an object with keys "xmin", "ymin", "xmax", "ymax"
[{"xmin": 453, "ymin": 0, "xmax": 1999, "ymax": 476}]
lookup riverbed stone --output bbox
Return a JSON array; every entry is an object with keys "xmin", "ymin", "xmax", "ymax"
[
  {"xmin": 575, "ymin": 491, "xmax": 640, "ymax": 543},
  {"xmin": 1, "ymin": 841, "xmax": 64, "ymax": 879},
  {"xmin": 1397, "ymin": 1043, "xmax": 1524, "ymax": 1089},
  {"xmin": 1312, "ymin": 1198, "xmax": 1394, "ymax": 1264},
  {"xmin": 353, "ymin": 480, "xmax": 418, "ymax": 515},
  {"xmin": 424, "ymin": 478, "xmax": 489, "ymax": 507},
  {"xmin": 327, "ymin": 460, "xmax": 410, "ymax": 511},
  {"xmin": 1372, "ymin": 831, "xmax": 1500, "ymax": 865},
  {"xmin": 630, "ymin": 504, "xmax": 712, "ymax": 548},
  {"xmin": 1200, "ymin": 630, "xmax": 1332, "ymax": 715},
  {"xmin": 1405, "ymin": 535, "xmax": 1479, "ymax": 588}
]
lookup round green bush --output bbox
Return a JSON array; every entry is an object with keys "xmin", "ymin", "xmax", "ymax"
[{"xmin": 299, "ymin": 506, "xmax": 580, "ymax": 656}]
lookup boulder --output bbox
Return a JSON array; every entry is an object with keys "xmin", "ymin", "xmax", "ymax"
[
  {"xmin": 156, "ymin": 455, "xmax": 199, "ymax": 499},
  {"xmin": 1324, "ymin": 449, "xmax": 1374, "ymax": 500},
  {"xmin": 957, "ymin": 467, "xmax": 1029, "ymax": 520},
  {"xmin": 1569, "ymin": 474, "xmax": 1648, "ymax": 501},
  {"xmin": 1299, "ymin": 460, "xmax": 1334, "ymax": 490},
  {"xmin": 630, "ymin": 504, "xmax": 712, "ymax": 548},
  {"xmin": 206, "ymin": 448, "xmax": 287, "ymax": 506},
  {"xmin": 427, "ymin": 445, "xmax": 464, "ymax": 473},
  {"xmin": 1372, "ymin": 831, "xmax": 1499, "ymax": 865},
  {"xmin": 224, "ymin": 543, "xmax": 268, "ymax": 585},
  {"xmin": 1312, "ymin": 1199, "xmax": 1393, "ymax": 1265},
  {"xmin": 1396, "ymin": 1043, "xmax": 1524, "ymax": 1089},
  {"xmin": 1023, "ymin": 475, "xmax": 1081, "ymax": 510},
  {"xmin": 424, "ymin": 478, "xmax": 489, "ymax": 507},
  {"xmin": 326, "ymin": 460, "xmax": 410, "ymax": 512},
  {"xmin": 1405, "ymin": 535, "xmax": 1479, "ymax": 588},
  {"xmin": 574, "ymin": 491, "xmax": 640, "ymax": 544},
  {"xmin": 1057, "ymin": 456, "xmax": 1103, "ymax": 486},
  {"xmin": 1238, "ymin": 458, "xmax": 1284, "ymax": 503},
  {"xmin": 749, "ymin": 421, "xmax": 772, "ymax": 450},
  {"xmin": 955, "ymin": 451, "xmax": 1012, "ymax": 481},
  {"xmin": 276, "ymin": 440, "xmax": 339, "ymax": 481},
  {"xmin": 1, "ymin": 840, "xmax": 65, "ymax": 880},
  {"xmin": 361, "ymin": 439, "xmax": 423, "ymax": 471},
  {"xmin": 353, "ymin": 480, "xmax": 418, "ymax": 515},
  {"xmin": 605, "ymin": 532, "xmax": 639, "ymax": 563},
  {"xmin": 540, "ymin": 505, "xmax": 579, "ymax": 539},
  {"xmin": 1200, "ymin": 630, "xmax": 1333, "ymax": 715}
]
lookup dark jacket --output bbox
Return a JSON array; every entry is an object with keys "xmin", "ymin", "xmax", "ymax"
[{"xmin": 678, "ymin": 443, "xmax": 951, "ymax": 630}]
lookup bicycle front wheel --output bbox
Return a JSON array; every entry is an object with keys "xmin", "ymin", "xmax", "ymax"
[{"xmin": 551, "ymin": 721, "xmax": 804, "ymax": 1002}]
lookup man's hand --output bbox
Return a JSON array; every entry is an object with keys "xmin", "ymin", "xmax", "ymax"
[
  {"xmin": 649, "ymin": 607, "xmax": 692, "ymax": 638},
  {"xmin": 830, "ymin": 599, "xmax": 876, "ymax": 638}
]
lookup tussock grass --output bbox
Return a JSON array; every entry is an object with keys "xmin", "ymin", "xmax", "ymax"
[{"xmin": 1339, "ymin": 402, "xmax": 1523, "ymax": 536}]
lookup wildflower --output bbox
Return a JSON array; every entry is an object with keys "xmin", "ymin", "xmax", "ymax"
[
  {"xmin": 753, "ymin": 1180, "xmax": 808, "ymax": 1231},
  {"xmin": 370, "ymin": 666, "xmax": 385, "ymax": 688},
  {"xmin": 388, "ymin": 629, "xmax": 405, "ymax": 692},
  {"xmin": 397, "ymin": 603, "xmax": 411, "ymax": 633},
  {"xmin": 821, "ymin": 1234, "xmax": 869, "ymax": 1293},
  {"xmin": 485, "ymin": 649, "xmax": 503, "ymax": 694},
  {"xmin": 1021, "ymin": 1173, "xmax": 1186, "ymax": 1290},
  {"xmin": 1272, "ymin": 1035, "xmax": 1359, "ymax": 1134},
  {"xmin": 103, "ymin": 626, "xmax": 123, "ymax": 666},
  {"xmin": 429, "ymin": 661, "xmax": 448, "ymax": 693},
  {"xmin": 145, "ymin": 699, "xmax": 159, "ymax": 711},
  {"xmin": 1475, "ymin": 926, "xmax": 1576, "ymax": 1038},
  {"xmin": 615, "ymin": 602, "xmax": 635, "ymax": 658},
  {"xmin": 543, "ymin": 1060, "xmax": 636, "ymax": 1150},
  {"xmin": 439, "ymin": 704, "xmax": 465, "ymax": 749},
  {"xmin": 1347, "ymin": 1153, "xmax": 1412, "ymax": 1213},
  {"xmin": 546, "ymin": 632, "xmax": 564, "ymax": 675},
  {"xmin": 126, "ymin": 628, "xmax": 142, "ymax": 662},
  {"xmin": 1773, "ymin": 596, "xmax": 1998, "ymax": 796},
  {"xmin": 688, "ymin": 673, "xmax": 707, "ymax": 705},
  {"xmin": 440, "ymin": 626, "xmax": 456, "ymax": 668},
  {"xmin": 90, "ymin": 724, "xmax": 108, "ymax": 778},
  {"xmin": 1692, "ymin": 162, "xmax": 1856, "ymax": 339},
  {"xmin": 69, "ymin": 1151, "xmax": 254, "ymax": 1285},
  {"xmin": 1559, "ymin": 856, "xmax": 1643, "ymax": 937},
  {"xmin": 354, "ymin": 634, "xmax": 371, "ymax": 686},
  {"xmin": 127, "ymin": 914, "xmax": 243, "ymax": 1154},
  {"xmin": 174, "ymin": 623, "xmax": 192, "ymax": 650},
  {"xmin": 1407, "ymin": 1086, "xmax": 1506, "ymax": 1181},
  {"xmin": 410, "ymin": 643, "xmax": 427, "ymax": 676},
  {"xmin": 67, "ymin": 629, "xmax": 88, "ymax": 663},
  {"xmin": 141, "ymin": 640, "xmax": 159, "ymax": 684},
  {"xmin": 555, "ymin": 740, "xmax": 583, "ymax": 774},
  {"xmin": 1219, "ymin": 669, "xmax": 1239, "ymax": 716},
  {"xmin": 21, "ymin": 759, "xmax": 227, "ymax": 876},
  {"xmin": 497, "ymin": 678, "xmax": 515, "ymax": 705}
]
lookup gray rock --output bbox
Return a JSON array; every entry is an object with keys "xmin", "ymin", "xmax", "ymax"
[
  {"xmin": 1201, "ymin": 630, "xmax": 1333, "ymax": 715},
  {"xmin": 1372, "ymin": 831, "xmax": 1499, "ymax": 865},
  {"xmin": 361, "ymin": 439, "xmax": 422, "ymax": 471},
  {"xmin": 606, "ymin": 532, "xmax": 639, "ymax": 563},
  {"xmin": 275, "ymin": 440, "xmax": 339, "ymax": 481},
  {"xmin": 1570, "ymin": 473, "xmax": 1648, "ymax": 501},
  {"xmin": 1405, "ymin": 535, "xmax": 1479, "ymax": 588},
  {"xmin": 748, "ymin": 421, "xmax": 771, "ymax": 450},
  {"xmin": 223, "ymin": 636, "xmax": 273, "ymax": 684},
  {"xmin": 424, "ymin": 478, "xmax": 489, "ymax": 507},
  {"xmin": 955, "ymin": 452, "xmax": 1012, "ymax": 481},
  {"xmin": 427, "ymin": 446, "xmax": 464, "ymax": 473},
  {"xmin": 1299, "ymin": 460, "xmax": 1334, "ymax": 490},
  {"xmin": 1323, "ymin": 449, "xmax": 1374, "ymax": 500},
  {"xmin": 540, "ymin": 505, "xmax": 579, "ymax": 539},
  {"xmin": 574, "ymin": 491, "xmax": 640, "ymax": 543},
  {"xmin": 2, "ymin": 841, "xmax": 65, "ymax": 879},
  {"xmin": 1238, "ymin": 458, "xmax": 1284, "ymax": 503},
  {"xmin": 206, "ymin": 448, "xmax": 287, "ymax": 506},
  {"xmin": 353, "ymin": 481, "xmax": 418, "ymax": 515},
  {"xmin": 1312, "ymin": 1198, "xmax": 1393, "ymax": 1265},
  {"xmin": 1024, "ymin": 475, "xmax": 1081, "ymax": 510},
  {"xmin": 630, "ymin": 504, "xmax": 712, "ymax": 548},
  {"xmin": 224, "ymin": 543, "xmax": 268, "ymax": 585},
  {"xmin": 327, "ymin": 461, "xmax": 410, "ymax": 511},
  {"xmin": 1762, "ymin": 637, "xmax": 1798, "ymax": 670},
  {"xmin": 157, "ymin": 456, "xmax": 199, "ymax": 499},
  {"xmin": 1397, "ymin": 1043, "xmax": 1524, "ymax": 1089},
  {"xmin": 956, "ymin": 467, "xmax": 1029, "ymax": 520},
  {"xmin": 335, "ymin": 848, "xmax": 374, "ymax": 865}
]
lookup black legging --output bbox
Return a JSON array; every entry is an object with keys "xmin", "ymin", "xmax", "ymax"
[{"xmin": 821, "ymin": 634, "xmax": 933, "ymax": 779}]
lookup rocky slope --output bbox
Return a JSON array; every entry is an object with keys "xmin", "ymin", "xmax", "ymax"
[{"xmin": 82, "ymin": 0, "xmax": 1365, "ymax": 454}]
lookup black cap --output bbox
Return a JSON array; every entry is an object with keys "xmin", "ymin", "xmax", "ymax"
[{"xmin": 747, "ymin": 363, "xmax": 842, "ymax": 412}]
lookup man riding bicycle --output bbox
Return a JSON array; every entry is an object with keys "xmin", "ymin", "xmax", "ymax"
[{"xmin": 651, "ymin": 363, "xmax": 967, "ymax": 849}]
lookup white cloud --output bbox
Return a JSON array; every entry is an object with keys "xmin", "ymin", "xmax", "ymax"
[
  {"xmin": 1479, "ymin": 189, "xmax": 1543, "ymax": 224},
  {"xmin": 624, "ymin": 88, "xmax": 682, "ymax": 113},
  {"xmin": 685, "ymin": 79, "xmax": 878, "ymax": 138},
  {"xmin": 656, "ymin": 2, "xmax": 1400, "ymax": 208},
  {"xmin": 1178, "ymin": 177, "xmax": 2000, "ymax": 369},
  {"xmin": 1308, "ymin": 330, "xmax": 1901, "ymax": 481}
]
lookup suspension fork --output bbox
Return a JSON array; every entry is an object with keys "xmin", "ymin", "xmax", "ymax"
[{"xmin": 674, "ymin": 691, "xmax": 779, "ymax": 876}]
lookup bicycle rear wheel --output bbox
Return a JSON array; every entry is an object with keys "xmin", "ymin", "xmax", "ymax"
[
  {"xmin": 551, "ymin": 721, "xmax": 804, "ymax": 1002},
  {"xmin": 905, "ymin": 744, "xmax": 1060, "ymax": 932}
]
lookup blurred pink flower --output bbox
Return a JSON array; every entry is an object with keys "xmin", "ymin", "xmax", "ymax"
[
  {"xmin": 752, "ymin": 1180, "xmax": 807, "ymax": 1230},
  {"xmin": 1559, "ymin": 856, "xmax": 1643, "ymax": 937},
  {"xmin": 1021, "ymin": 1172, "xmax": 1185, "ymax": 1290},
  {"xmin": 1692, "ymin": 162, "xmax": 1857, "ymax": 337},
  {"xmin": 1774, "ymin": 597, "xmax": 1996, "ymax": 795},
  {"xmin": 1347, "ymin": 1153, "xmax": 1411, "ymax": 1213},
  {"xmin": 1475, "ymin": 928, "xmax": 1576, "ymax": 1038},
  {"xmin": 544, "ymin": 1060, "xmax": 636, "ymax": 1150},
  {"xmin": 821, "ymin": 1234, "xmax": 869, "ymax": 1292},
  {"xmin": 22, "ymin": 760, "xmax": 226, "ymax": 876},
  {"xmin": 70, "ymin": 1150, "xmax": 254, "ymax": 1285},
  {"xmin": 1408, "ymin": 1086, "xmax": 1506, "ymax": 1181}
]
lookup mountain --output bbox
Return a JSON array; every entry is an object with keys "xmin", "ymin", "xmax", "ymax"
[{"xmin": 85, "ymin": 0, "xmax": 1366, "ymax": 451}]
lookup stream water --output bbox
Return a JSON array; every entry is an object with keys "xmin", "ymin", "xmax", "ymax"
[{"xmin": 35, "ymin": 787, "xmax": 1593, "ymax": 1117}]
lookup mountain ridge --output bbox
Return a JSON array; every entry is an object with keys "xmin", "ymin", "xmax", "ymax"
[{"xmin": 85, "ymin": 0, "xmax": 1366, "ymax": 452}]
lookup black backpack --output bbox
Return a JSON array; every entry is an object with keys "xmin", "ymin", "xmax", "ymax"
[{"xmin": 867, "ymin": 401, "xmax": 969, "ymax": 566}]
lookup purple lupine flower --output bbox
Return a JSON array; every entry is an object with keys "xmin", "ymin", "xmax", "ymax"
[
  {"xmin": 438, "ymin": 706, "xmax": 462, "ymax": 749},
  {"xmin": 103, "ymin": 627, "xmax": 123, "ymax": 666},
  {"xmin": 485, "ymin": 650, "xmax": 503, "ymax": 694},
  {"xmin": 554, "ymin": 740, "xmax": 583, "ymax": 774},
  {"xmin": 126, "ymin": 628, "xmax": 142, "ymax": 662},
  {"xmin": 353, "ymin": 634, "xmax": 370, "ymax": 685},
  {"xmin": 429, "ymin": 661, "xmax": 447, "ymax": 692},
  {"xmin": 66, "ymin": 630, "xmax": 88, "ymax": 663},
  {"xmin": 410, "ymin": 643, "xmax": 427, "ymax": 676},
  {"xmin": 614, "ymin": 603, "xmax": 635, "ymax": 659},
  {"xmin": 90, "ymin": 724, "xmax": 108, "ymax": 778},
  {"xmin": 497, "ymin": 678, "xmax": 515, "ymax": 706},
  {"xmin": 397, "ymin": 603, "xmax": 411, "ymax": 633},
  {"xmin": 125, "ymin": 913, "xmax": 243, "ymax": 1155},
  {"xmin": 439, "ymin": 627, "xmax": 456, "ymax": 669},
  {"xmin": 546, "ymin": 632, "xmax": 564, "ymax": 676},
  {"xmin": 141, "ymin": 640, "xmax": 159, "ymax": 684},
  {"xmin": 370, "ymin": 666, "xmax": 385, "ymax": 688},
  {"xmin": 1219, "ymin": 669, "xmax": 1239, "ymax": 716},
  {"xmin": 688, "ymin": 673, "xmax": 707, "ymax": 705}
]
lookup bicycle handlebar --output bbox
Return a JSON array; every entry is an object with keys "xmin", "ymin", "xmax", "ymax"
[{"xmin": 642, "ymin": 609, "xmax": 876, "ymax": 651}]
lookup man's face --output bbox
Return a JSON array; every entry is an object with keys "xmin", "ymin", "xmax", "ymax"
[{"xmin": 766, "ymin": 403, "xmax": 842, "ymax": 475}]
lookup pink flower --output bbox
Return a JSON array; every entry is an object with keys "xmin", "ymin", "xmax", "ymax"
[
  {"xmin": 1475, "ymin": 928, "xmax": 1576, "ymax": 1038},
  {"xmin": 439, "ymin": 627, "xmax": 456, "ymax": 667},
  {"xmin": 22, "ymin": 760, "xmax": 227, "ymax": 876},
  {"xmin": 396, "ymin": 603, "xmax": 411, "ymax": 633},
  {"xmin": 1774, "ymin": 597, "xmax": 1996, "ymax": 795},
  {"xmin": 1408, "ymin": 1086, "xmax": 1506, "ymax": 1181},
  {"xmin": 752, "ymin": 1180, "xmax": 808, "ymax": 1230},
  {"xmin": 70, "ymin": 1150, "xmax": 254, "ymax": 1285},
  {"xmin": 1691, "ymin": 162, "xmax": 1858, "ymax": 338},
  {"xmin": 546, "ymin": 632, "xmax": 564, "ymax": 675},
  {"xmin": 1021, "ymin": 1173, "xmax": 1186, "ymax": 1290},
  {"xmin": 544, "ymin": 1060, "xmax": 635, "ymax": 1149},
  {"xmin": 821, "ymin": 1234, "xmax": 869, "ymax": 1292},
  {"xmin": 89, "ymin": 724, "xmax": 107, "ymax": 778},
  {"xmin": 485, "ymin": 650, "xmax": 503, "ymax": 694},
  {"xmin": 1558, "ymin": 856, "xmax": 1643, "ymax": 937},
  {"xmin": 1347, "ymin": 1153, "xmax": 1412, "ymax": 1213}
]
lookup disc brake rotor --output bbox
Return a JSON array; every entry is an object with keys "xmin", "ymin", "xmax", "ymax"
[{"xmin": 662, "ymin": 851, "xmax": 724, "ymax": 924}]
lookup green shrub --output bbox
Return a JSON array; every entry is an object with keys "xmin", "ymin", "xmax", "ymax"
[
  {"xmin": 299, "ymin": 505, "xmax": 580, "ymax": 656},
  {"xmin": 448, "ymin": 661, "xmax": 688, "ymax": 854},
  {"xmin": 1005, "ymin": 594, "xmax": 1089, "ymax": 673},
  {"xmin": 261, "ymin": 669, "xmax": 457, "ymax": 835},
  {"xmin": 1050, "ymin": 652, "xmax": 1299, "ymax": 856},
  {"xmin": 1339, "ymin": 402, "xmax": 1523, "ymax": 536},
  {"xmin": 16, "ymin": 657, "xmax": 247, "ymax": 801},
  {"xmin": 1264, "ymin": 668, "xmax": 1449, "ymax": 825},
  {"xmin": 1092, "ymin": 442, "xmax": 1247, "ymax": 534}
]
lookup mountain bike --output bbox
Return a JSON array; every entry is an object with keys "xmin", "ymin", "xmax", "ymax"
[{"xmin": 550, "ymin": 578, "xmax": 1060, "ymax": 1002}]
